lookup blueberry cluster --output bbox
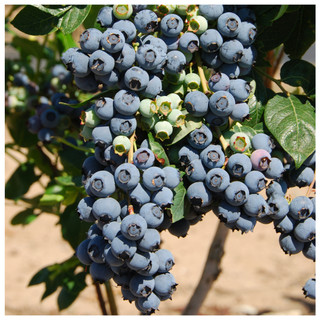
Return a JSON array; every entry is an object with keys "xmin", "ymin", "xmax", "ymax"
[
  {"xmin": 76, "ymin": 149, "xmax": 180, "ymax": 314},
  {"xmin": 59, "ymin": 4, "xmax": 315, "ymax": 308}
]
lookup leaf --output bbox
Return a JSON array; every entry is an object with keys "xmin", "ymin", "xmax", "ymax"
[
  {"xmin": 55, "ymin": 30, "xmax": 77, "ymax": 55},
  {"xmin": 272, "ymin": 5, "xmax": 289, "ymax": 21},
  {"xmin": 11, "ymin": 5, "xmax": 59, "ymax": 35},
  {"xmin": 57, "ymin": 272, "xmax": 87, "ymax": 310},
  {"xmin": 39, "ymin": 194, "xmax": 64, "ymax": 206},
  {"xmin": 32, "ymin": 5, "xmax": 72, "ymax": 16},
  {"xmin": 148, "ymin": 132, "xmax": 170, "ymax": 167},
  {"xmin": 264, "ymin": 94, "xmax": 315, "ymax": 168},
  {"xmin": 58, "ymin": 5, "xmax": 91, "ymax": 34},
  {"xmin": 5, "ymin": 162, "xmax": 39, "ymax": 200},
  {"xmin": 59, "ymin": 203, "xmax": 91, "ymax": 250},
  {"xmin": 166, "ymin": 115, "xmax": 202, "ymax": 146},
  {"xmin": 29, "ymin": 267, "xmax": 51, "ymax": 286},
  {"xmin": 280, "ymin": 60, "xmax": 315, "ymax": 96},
  {"xmin": 11, "ymin": 36, "xmax": 50, "ymax": 60},
  {"xmin": 55, "ymin": 175, "xmax": 82, "ymax": 187},
  {"xmin": 283, "ymin": 5, "xmax": 315, "ymax": 59},
  {"xmin": 230, "ymin": 123, "xmax": 258, "ymax": 140},
  {"xmin": 28, "ymin": 146, "xmax": 55, "ymax": 177},
  {"xmin": 82, "ymin": 5, "xmax": 104, "ymax": 30},
  {"xmin": 11, "ymin": 208, "xmax": 38, "ymax": 225},
  {"xmin": 170, "ymin": 180, "xmax": 187, "ymax": 223},
  {"xmin": 6, "ymin": 111, "xmax": 39, "ymax": 147}
]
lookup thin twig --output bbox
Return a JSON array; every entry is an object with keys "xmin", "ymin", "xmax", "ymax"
[
  {"xmin": 105, "ymin": 281, "xmax": 118, "ymax": 315},
  {"xmin": 95, "ymin": 282, "xmax": 108, "ymax": 315},
  {"xmin": 182, "ymin": 220, "xmax": 229, "ymax": 315}
]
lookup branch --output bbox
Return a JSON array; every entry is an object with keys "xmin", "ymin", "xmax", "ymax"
[
  {"xmin": 95, "ymin": 282, "xmax": 108, "ymax": 315},
  {"xmin": 105, "ymin": 281, "xmax": 118, "ymax": 315},
  {"xmin": 182, "ymin": 219, "xmax": 229, "ymax": 315}
]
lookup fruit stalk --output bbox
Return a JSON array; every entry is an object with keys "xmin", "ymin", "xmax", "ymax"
[
  {"xmin": 105, "ymin": 281, "xmax": 118, "ymax": 315},
  {"xmin": 95, "ymin": 282, "xmax": 108, "ymax": 315},
  {"xmin": 195, "ymin": 51, "xmax": 209, "ymax": 94}
]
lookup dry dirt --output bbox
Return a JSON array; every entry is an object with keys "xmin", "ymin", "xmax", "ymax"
[{"xmin": 4, "ymin": 127, "xmax": 316, "ymax": 317}]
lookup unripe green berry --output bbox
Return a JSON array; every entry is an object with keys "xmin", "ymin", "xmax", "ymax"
[
  {"xmin": 167, "ymin": 93, "xmax": 182, "ymax": 109},
  {"xmin": 172, "ymin": 83, "xmax": 186, "ymax": 98},
  {"xmin": 167, "ymin": 109, "xmax": 186, "ymax": 127},
  {"xmin": 188, "ymin": 15, "xmax": 208, "ymax": 35},
  {"xmin": 175, "ymin": 5, "xmax": 189, "ymax": 16},
  {"xmin": 157, "ymin": 4, "xmax": 176, "ymax": 15},
  {"xmin": 156, "ymin": 96, "xmax": 173, "ymax": 116},
  {"xmin": 184, "ymin": 73, "xmax": 201, "ymax": 90},
  {"xmin": 81, "ymin": 107, "xmax": 101, "ymax": 128},
  {"xmin": 113, "ymin": 135, "xmax": 131, "ymax": 155},
  {"xmin": 80, "ymin": 124, "xmax": 93, "ymax": 141},
  {"xmin": 139, "ymin": 99, "xmax": 158, "ymax": 118},
  {"xmin": 229, "ymin": 132, "xmax": 251, "ymax": 153},
  {"xmin": 113, "ymin": 5, "xmax": 133, "ymax": 19},
  {"xmin": 154, "ymin": 120, "xmax": 173, "ymax": 141}
]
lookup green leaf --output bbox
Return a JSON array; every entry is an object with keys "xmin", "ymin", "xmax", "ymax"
[
  {"xmin": 29, "ymin": 267, "xmax": 51, "ymax": 286},
  {"xmin": 59, "ymin": 203, "xmax": 91, "ymax": 249},
  {"xmin": 272, "ymin": 5, "xmax": 289, "ymax": 21},
  {"xmin": 283, "ymin": 5, "xmax": 315, "ymax": 59},
  {"xmin": 11, "ymin": 36, "xmax": 50, "ymax": 60},
  {"xmin": 39, "ymin": 194, "xmax": 64, "ymax": 206},
  {"xmin": 28, "ymin": 146, "xmax": 55, "ymax": 177},
  {"xmin": 55, "ymin": 175, "xmax": 82, "ymax": 187},
  {"xmin": 58, "ymin": 5, "xmax": 91, "ymax": 34},
  {"xmin": 5, "ymin": 162, "xmax": 39, "ymax": 200},
  {"xmin": 264, "ymin": 94, "xmax": 315, "ymax": 169},
  {"xmin": 6, "ymin": 111, "xmax": 39, "ymax": 147},
  {"xmin": 280, "ymin": 60, "xmax": 315, "ymax": 96},
  {"xmin": 82, "ymin": 5, "xmax": 104, "ymax": 30},
  {"xmin": 166, "ymin": 115, "xmax": 202, "ymax": 146},
  {"xmin": 59, "ymin": 146, "xmax": 87, "ymax": 177},
  {"xmin": 11, "ymin": 208, "xmax": 38, "ymax": 225},
  {"xmin": 62, "ymin": 187, "xmax": 80, "ymax": 206},
  {"xmin": 57, "ymin": 272, "xmax": 87, "ymax": 310},
  {"xmin": 230, "ymin": 123, "xmax": 258, "ymax": 140},
  {"xmin": 32, "ymin": 5, "xmax": 72, "ymax": 16},
  {"xmin": 148, "ymin": 132, "xmax": 170, "ymax": 167},
  {"xmin": 11, "ymin": 5, "xmax": 59, "ymax": 35},
  {"xmin": 55, "ymin": 30, "xmax": 77, "ymax": 55},
  {"xmin": 170, "ymin": 180, "xmax": 187, "ymax": 223}
]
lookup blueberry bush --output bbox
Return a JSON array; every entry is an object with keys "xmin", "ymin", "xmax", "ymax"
[{"xmin": 5, "ymin": 4, "xmax": 315, "ymax": 315}]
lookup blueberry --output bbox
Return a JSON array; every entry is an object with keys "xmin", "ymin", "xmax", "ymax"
[
  {"xmin": 124, "ymin": 66, "xmax": 149, "ymax": 91},
  {"xmin": 160, "ymin": 14, "xmax": 184, "ymax": 37},
  {"xmin": 292, "ymin": 166, "xmax": 315, "ymax": 187},
  {"xmin": 205, "ymin": 112, "xmax": 229, "ymax": 127},
  {"xmin": 139, "ymin": 203, "xmax": 164, "ymax": 228},
  {"xmin": 179, "ymin": 32, "xmax": 199, "ymax": 53},
  {"xmin": 97, "ymin": 6, "xmax": 115, "ymax": 28},
  {"xmin": 126, "ymin": 251, "xmax": 151, "ymax": 272},
  {"xmin": 110, "ymin": 113, "xmax": 137, "ymax": 136},
  {"xmin": 114, "ymin": 163, "xmax": 140, "ymax": 191},
  {"xmin": 266, "ymin": 180, "xmax": 287, "ymax": 198},
  {"xmin": 89, "ymin": 170, "xmax": 115, "ymax": 197},
  {"xmin": 184, "ymin": 91, "xmax": 209, "ymax": 117},
  {"xmin": 209, "ymin": 90, "xmax": 235, "ymax": 116},
  {"xmin": 208, "ymin": 72, "xmax": 230, "ymax": 92},
  {"xmin": 293, "ymin": 217, "xmax": 315, "ymax": 243},
  {"xmin": 92, "ymin": 198, "xmax": 121, "ymax": 223},
  {"xmin": 289, "ymin": 196, "xmax": 314, "ymax": 220},
  {"xmin": 113, "ymin": 19, "xmax": 137, "ymax": 43},
  {"xmin": 141, "ymin": 34, "xmax": 168, "ymax": 53},
  {"xmin": 302, "ymin": 278, "xmax": 316, "ymax": 299},
  {"xmin": 178, "ymin": 145, "xmax": 200, "ymax": 167},
  {"xmin": 264, "ymin": 157, "xmax": 285, "ymax": 179},
  {"xmin": 200, "ymin": 29, "xmax": 223, "ymax": 53},
  {"xmin": 219, "ymin": 63, "xmax": 241, "ymax": 79},
  {"xmin": 113, "ymin": 43, "xmax": 136, "ymax": 73},
  {"xmin": 205, "ymin": 168, "xmax": 230, "ymax": 192},
  {"xmin": 224, "ymin": 181, "xmax": 249, "ymax": 206},
  {"xmin": 151, "ymin": 187, "xmax": 174, "ymax": 209},
  {"xmin": 235, "ymin": 213, "xmax": 256, "ymax": 234},
  {"xmin": 154, "ymin": 273, "xmax": 177, "ymax": 298},
  {"xmin": 273, "ymin": 214, "xmax": 297, "ymax": 234},
  {"xmin": 303, "ymin": 240, "xmax": 315, "ymax": 261},
  {"xmin": 75, "ymin": 239, "xmax": 93, "ymax": 265},
  {"xmin": 77, "ymin": 197, "xmax": 96, "ymax": 222},
  {"xmin": 201, "ymin": 51, "xmax": 223, "ymax": 69},
  {"xmin": 218, "ymin": 200, "xmax": 241, "ymax": 224},
  {"xmin": 136, "ymin": 44, "xmax": 167, "ymax": 71},
  {"xmin": 101, "ymin": 28, "xmax": 126, "ymax": 53},
  {"xmin": 137, "ymin": 292, "xmax": 160, "ymax": 315},
  {"xmin": 163, "ymin": 166, "xmax": 181, "ymax": 189},
  {"xmin": 199, "ymin": 5, "xmax": 224, "ymax": 21},
  {"xmin": 141, "ymin": 74, "xmax": 162, "ymax": 99},
  {"xmin": 79, "ymin": 28, "xmax": 102, "ymax": 54},
  {"xmin": 229, "ymin": 79, "xmax": 252, "ymax": 102},
  {"xmin": 187, "ymin": 124, "xmax": 213, "ymax": 150},
  {"xmin": 244, "ymin": 170, "xmax": 267, "ymax": 193},
  {"xmin": 94, "ymin": 97, "xmax": 114, "ymax": 121},
  {"xmin": 217, "ymin": 12, "xmax": 242, "ymax": 38},
  {"xmin": 91, "ymin": 125, "xmax": 113, "ymax": 148},
  {"xmin": 251, "ymin": 133, "xmax": 275, "ymax": 154},
  {"xmin": 65, "ymin": 50, "xmax": 91, "ymax": 78},
  {"xmin": 87, "ymin": 224, "xmax": 103, "ymax": 240},
  {"xmin": 134, "ymin": 9, "xmax": 158, "ymax": 34},
  {"xmin": 238, "ymin": 45, "xmax": 257, "ymax": 68},
  {"xmin": 160, "ymin": 35, "xmax": 179, "ymax": 50},
  {"xmin": 39, "ymin": 108, "xmax": 60, "ymax": 129},
  {"xmin": 102, "ymin": 221, "xmax": 121, "ymax": 242},
  {"xmin": 133, "ymin": 148, "xmax": 155, "ymax": 170},
  {"xmin": 37, "ymin": 128, "xmax": 54, "ymax": 142},
  {"xmin": 89, "ymin": 262, "xmax": 114, "ymax": 283},
  {"xmin": 142, "ymin": 166, "xmax": 166, "ymax": 192},
  {"xmin": 87, "ymin": 236, "xmax": 107, "ymax": 263},
  {"xmin": 95, "ymin": 69, "xmax": 120, "ymax": 89},
  {"xmin": 137, "ymin": 228, "xmax": 161, "ymax": 252},
  {"xmin": 250, "ymin": 149, "xmax": 272, "ymax": 171},
  {"xmin": 129, "ymin": 183, "xmax": 151, "ymax": 209},
  {"xmin": 227, "ymin": 153, "xmax": 252, "ymax": 178},
  {"xmin": 236, "ymin": 21, "xmax": 257, "ymax": 46},
  {"xmin": 111, "ymin": 234, "xmax": 137, "ymax": 260},
  {"xmin": 186, "ymin": 181, "xmax": 213, "ymax": 209},
  {"xmin": 114, "ymin": 89, "xmax": 140, "ymax": 116},
  {"xmin": 74, "ymin": 73, "xmax": 100, "ymax": 92},
  {"xmin": 279, "ymin": 233, "xmax": 304, "ymax": 255},
  {"xmin": 165, "ymin": 50, "xmax": 187, "ymax": 74},
  {"xmin": 89, "ymin": 49, "xmax": 115, "ymax": 75},
  {"xmin": 243, "ymin": 194, "xmax": 269, "ymax": 218},
  {"xmin": 185, "ymin": 159, "xmax": 207, "ymax": 182}
]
